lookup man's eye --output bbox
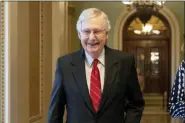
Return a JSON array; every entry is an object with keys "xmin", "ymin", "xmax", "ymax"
[
  {"xmin": 94, "ymin": 30, "xmax": 103, "ymax": 34},
  {"xmin": 83, "ymin": 30, "xmax": 90, "ymax": 33},
  {"xmin": 94, "ymin": 30, "xmax": 101, "ymax": 33}
]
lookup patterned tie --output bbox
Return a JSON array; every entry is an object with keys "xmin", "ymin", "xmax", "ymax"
[{"xmin": 90, "ymin": 59, "xmax": 101, "ymax": 112}]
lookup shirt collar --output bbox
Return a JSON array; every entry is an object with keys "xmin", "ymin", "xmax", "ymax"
[{"xmin": 85, "ymin": 48, "xmax": 105, "ymax": 67}]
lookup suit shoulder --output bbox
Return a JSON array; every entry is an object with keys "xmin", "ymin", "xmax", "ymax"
[{"xmin": 56, "ymin": 50, "xmax": 81, "ymax": 65}]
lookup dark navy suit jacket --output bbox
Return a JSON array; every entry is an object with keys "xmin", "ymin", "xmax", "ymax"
[{"xmin": 47, "ymin": 46, "xmax": 145, "ymax": 123}]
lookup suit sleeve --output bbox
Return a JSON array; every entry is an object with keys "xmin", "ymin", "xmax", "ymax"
[
  {"xmin": 168, "ymin": 60, "xmax": 185, "ymax": 118},
  {"xmin": 124, "ymin": 55, "xmax": 145, "ymax": 123},
  {"xmin": 47, "ymin": 58, "xmax": 66, "ymax": 123}
]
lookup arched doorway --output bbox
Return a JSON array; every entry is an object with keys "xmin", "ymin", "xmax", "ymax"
[
  {"xmin": 123, "ymin": 11, "xmax": 171, "ymax": 123},
  {"xmin": 122, "ymin": 9, "xmax": 172, "ymax": 123},
  {"xmin": 122, "ymin": 12, "xmax": 170, "ymax": 95},
  {"xmin": 114, "ymin": 6, "xmax": 181, "ymax": 123},
  {"xmin": 122, "ymin": 12, "xmax": 171, "ymax": 115},
  {"xmin": 113, "ymin": 6, "xmax": 181, "ymax": 88}
]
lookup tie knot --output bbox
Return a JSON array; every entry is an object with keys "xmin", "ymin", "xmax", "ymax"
[{"xmin": 93, "ymin": 59, "xmax": 99, "ymax": 67}]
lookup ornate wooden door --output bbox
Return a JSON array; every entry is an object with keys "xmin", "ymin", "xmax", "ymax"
[{"xmin": 123, "ymin": 40, "xmax": 169, "ymax": 94}]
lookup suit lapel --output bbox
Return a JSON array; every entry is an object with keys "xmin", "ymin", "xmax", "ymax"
[
  {"xmin": 70, "ymin": 47, "xmax": 119, "ymax": 114},
  {"xmin": 71, "ymin": 50, "xmax": 95, "ymax": 114},
  {"xmin": 98, "ymin": 47, "xmax": 119, "ymax": 113}
]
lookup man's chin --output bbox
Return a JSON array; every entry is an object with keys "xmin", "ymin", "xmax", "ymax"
[
  {"xmin": 87, "ymin": 47, "xmax": 98, "ymax": 52},
  {"xmin": 88, "ymin": 49, "xmax": 98, "ymax": 53},
  {"xmin": 87, "ymin": 50, "xmax": 101, "ymax": 58}
]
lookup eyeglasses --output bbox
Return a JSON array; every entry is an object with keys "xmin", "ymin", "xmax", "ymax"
[{"xmin": 80, "ymin": 29, "xmax": 106, "ymax": 37}]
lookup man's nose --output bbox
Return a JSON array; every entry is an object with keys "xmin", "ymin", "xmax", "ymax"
[{"xmin": 89, "ymin": 31, "xmax": 95, "ymax": 40}]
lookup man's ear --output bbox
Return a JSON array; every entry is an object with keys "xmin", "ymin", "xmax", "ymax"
[
  {"xmin": 78, "ymin": 32, "xmax": 81, "ymax": 39},
  {"xmin": 105, "ymin": 32, "xmax": 108, "ymax": 40}
]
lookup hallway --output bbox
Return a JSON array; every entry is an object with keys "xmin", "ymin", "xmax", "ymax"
[
  {"xmin": 141, "ymin": 94, "xmax": 170, "ymax": 123},
  {"xmin": 141, "ymin": 111, "xmax": 170, "ymax": 123},
  {"xmin": 0, "ymin": 1, "xmax": 184, "ymax": 123}
]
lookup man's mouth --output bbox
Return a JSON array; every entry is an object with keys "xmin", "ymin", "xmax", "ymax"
[{"xmin": 88, "ymin": 43, "xmax": 99, "ymax": 46}]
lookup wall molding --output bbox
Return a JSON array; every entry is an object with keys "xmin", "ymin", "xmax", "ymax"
[
  {"xmin": 52, "ymin": 2, "xmax": 69, "ymax": 81},
  {"xmin": 0, "ymin": 2, "xmax": 5, "ymax": 123},
  {"xmin": 29, "ymin": 2, "xmax": 44, "ymax": 122}
]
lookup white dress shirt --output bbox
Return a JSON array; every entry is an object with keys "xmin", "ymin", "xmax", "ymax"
[{"xmin": 85, "ymin": 49, "xmax": 105, "ymax": 93}]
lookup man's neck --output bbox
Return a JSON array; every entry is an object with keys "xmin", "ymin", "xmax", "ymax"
[{"xmin": 85, "ymin": 49, "xmax": 104, "ymax": 59}]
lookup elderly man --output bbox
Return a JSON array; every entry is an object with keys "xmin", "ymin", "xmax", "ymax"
[{"xmin": 47, "ymin": 8, "xmax": 144, "ymax": 123}]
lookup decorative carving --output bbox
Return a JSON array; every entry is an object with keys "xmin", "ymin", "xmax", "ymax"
[
  {"xmin": 29, "ymin": 1, "xmax": 44, "ymax": 122},
  {"xmin": 0, "ymin": 1, "xmax": 5, "ymax": 123}
]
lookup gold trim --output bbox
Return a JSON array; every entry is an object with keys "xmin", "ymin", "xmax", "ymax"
[
  {"xmin": 0, "ymin": 1, "xmax": 5, "ymax": 123},
  {"xmin": 29, "ymin": 2, "xmax": 44, "ymax": 122}
]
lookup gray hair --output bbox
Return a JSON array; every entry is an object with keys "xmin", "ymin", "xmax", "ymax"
[{"xmin": 76, "ymin": 8, "xmax": 111, "ymax": 32}]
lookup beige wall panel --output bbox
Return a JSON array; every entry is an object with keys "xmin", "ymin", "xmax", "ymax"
[
  {"xmin": 5, "ymin": 1, "xmax": 63, "ymax": 123},
  {"xmin": 31, "ymin": 2, "xmax": 52, "ymax": 123},
  {"xmin": 42, "ymin": 2, "xmax": 52, "ymax": 123},
  {"xmin": 17, "ymin": 2, "xmax": 30, "ymax": 123},
  {"xmin": 29, "ymin": 2, "xmax": 41, "ymax": 121}
]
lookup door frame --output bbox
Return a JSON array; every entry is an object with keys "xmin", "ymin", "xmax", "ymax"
[
  {"xmin": 113, "ymin": 6, "xmax": 180, "ymax": 88},
  {"xmin": 114, "ymin": 6, "xmax": 181, "ymax": 123}
]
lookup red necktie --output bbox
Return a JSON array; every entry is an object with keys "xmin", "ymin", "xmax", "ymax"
[{"xmin": 90, "ymin": 59, "xmax": 101, "ymax": 112}]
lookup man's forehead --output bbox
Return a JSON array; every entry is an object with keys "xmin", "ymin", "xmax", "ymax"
[{"xmin": 81, "ymin": 17, "xmax": 105, "ymax": 29}]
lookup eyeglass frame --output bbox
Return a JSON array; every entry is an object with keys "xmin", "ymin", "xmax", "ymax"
[
  {"xmin": 79, "ymin": 20, "xmax": 108, "ymax": 37},
  {"xmin": 80, "ymin": 28, "xmax": 107, "ymax": 37}
]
